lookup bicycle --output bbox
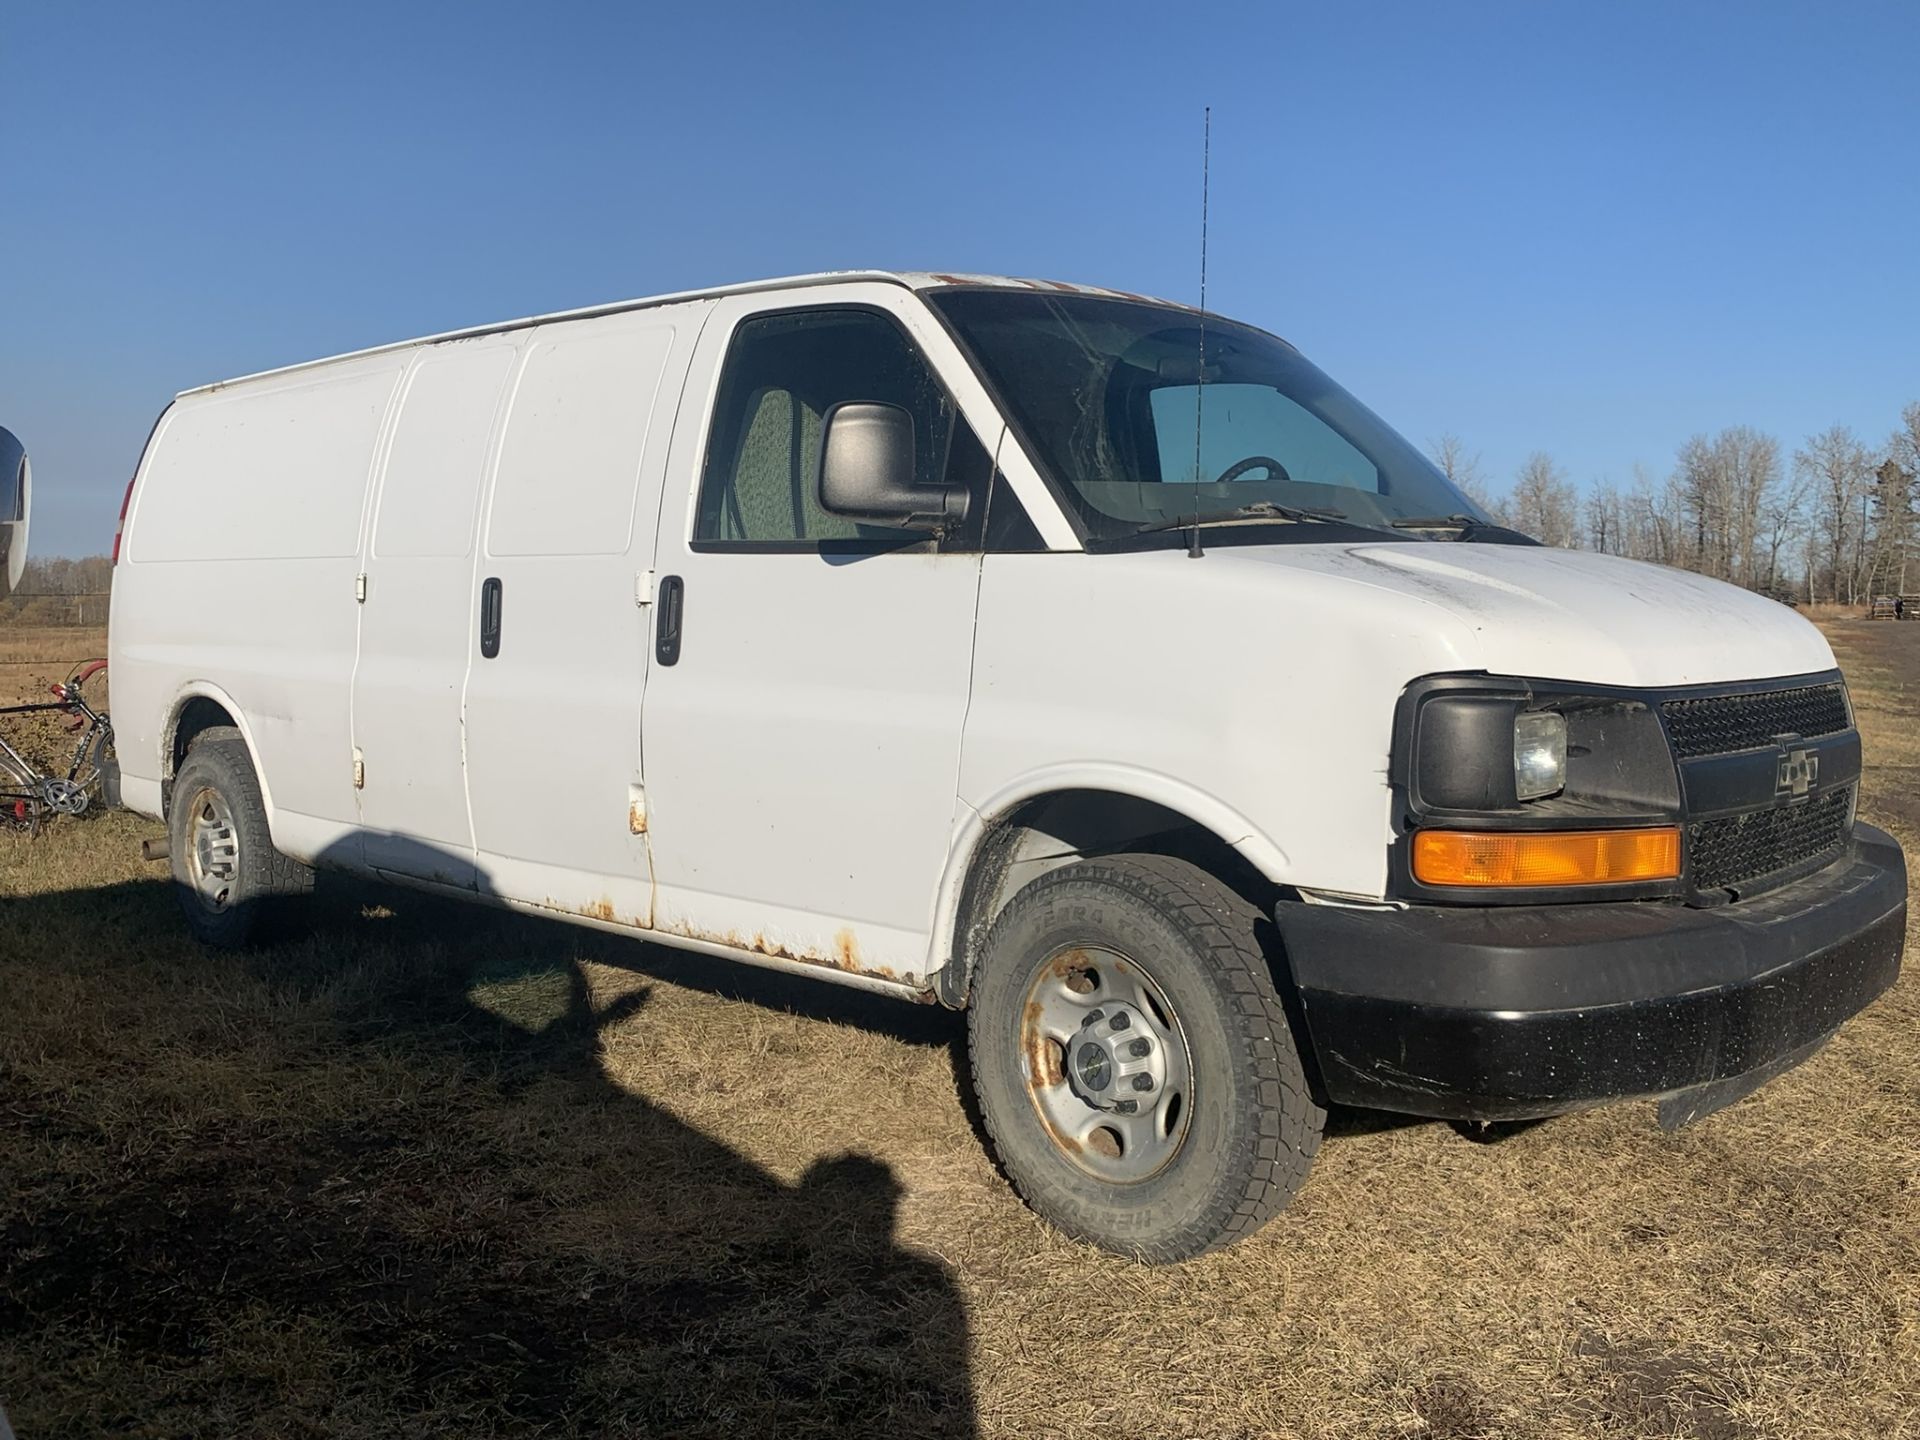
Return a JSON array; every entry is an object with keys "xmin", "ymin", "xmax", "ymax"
[{"xmin": 1, "ymin": 659, "xmax": 114, "ymax": 834}]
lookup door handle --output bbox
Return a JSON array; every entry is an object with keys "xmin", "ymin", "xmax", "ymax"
[
  {"xmin": 480, "ymin": 577, "xmax": 503, "ymax": 658},
  {"xmin": 655, "ymin": 574, "xmax": 684, "ymax": 666}
]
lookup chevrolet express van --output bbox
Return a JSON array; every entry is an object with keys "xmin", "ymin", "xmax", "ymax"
[{"xmin": 109, "ymin": 271, "xmax": 1908, "ymax": 1260}]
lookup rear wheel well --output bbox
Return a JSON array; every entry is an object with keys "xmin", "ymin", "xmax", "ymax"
[
  {"xmin": 165, "ymin": 697, "xmax": 240, "ymax": 813},
  {"xmin": 940, "ymin": 790, "xmax": 1285, "ymax": 1009}
]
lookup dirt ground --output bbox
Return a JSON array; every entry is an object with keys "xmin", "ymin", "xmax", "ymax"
[{"xmin": 2, "ymin": 619, "xmax": 1916, "ymax": 1439}]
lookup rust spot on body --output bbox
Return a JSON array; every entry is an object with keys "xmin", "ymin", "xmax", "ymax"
[
  {"xmin": 650, "ymin": 918, "xmax": 924, "ymax": 990},
  {"xmin": 628, "ymin": 800, "xmax": 647, "ymax": 834},
  {"xmin": 582, "ymin": 898, "xmax": 615, "ymax": 922},
  {"xmin": 832, "ymin": 928, "xmax": 861, "ymax": 971}
]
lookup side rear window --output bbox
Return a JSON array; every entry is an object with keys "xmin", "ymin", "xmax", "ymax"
[{"xmin": 694, "ymin": 308, "xmax": 978, "ymax": 548}]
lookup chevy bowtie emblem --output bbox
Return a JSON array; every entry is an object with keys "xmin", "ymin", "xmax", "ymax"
[{"xmin": 1776, "ymin": 747, "xmax": 1819, "ymax": 797}]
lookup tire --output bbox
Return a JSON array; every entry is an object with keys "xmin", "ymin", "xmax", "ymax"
[
  {"xmin": 968, "ymin": 854, "xmax": 1325, "ymax": 1262},
  {"xmin": 168, "ymin": 726, "xmax": 312, "ymax": 948}
]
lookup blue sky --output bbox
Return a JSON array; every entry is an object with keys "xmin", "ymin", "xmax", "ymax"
[{"xmin": 4, "ymin": 0, "xmax": 1916, "ymax": 556}]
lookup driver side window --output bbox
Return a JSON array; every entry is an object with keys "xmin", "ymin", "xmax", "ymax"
[
  {"xmin": 1149, "ymin": 383, "xmax": 1380, "ymax": 493},
  {"xmin": 695, "ymin": 308, "xmax": 956, "ymax": 547}
]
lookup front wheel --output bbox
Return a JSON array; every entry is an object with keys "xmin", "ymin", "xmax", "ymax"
[{"xmin": 968, "ymin": 854, "xmax": 1325, "ymax": 1262}]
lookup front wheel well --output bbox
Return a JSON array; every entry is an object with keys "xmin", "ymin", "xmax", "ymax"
[{"xmin": 939, "ymin": 790, "xmax": 1285, "ymax": 1009}]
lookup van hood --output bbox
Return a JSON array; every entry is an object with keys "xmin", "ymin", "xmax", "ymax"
[{"xmin": 1222, "ymin": 541, "xmax": 1835, "ymax": 689}]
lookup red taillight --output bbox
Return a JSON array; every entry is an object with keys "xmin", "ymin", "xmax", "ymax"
[{"xmin": 111, "ymin": 475, "xmax": 136, "ymax": 563}]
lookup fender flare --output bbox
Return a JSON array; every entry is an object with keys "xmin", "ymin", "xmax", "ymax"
[
  {"xmin": 162, "ymin": 681, "xmax": 278, "ymax": 827},
  {"xmin": 923, "ymin": 762, "xmax": 1293, "ymax": 986}
]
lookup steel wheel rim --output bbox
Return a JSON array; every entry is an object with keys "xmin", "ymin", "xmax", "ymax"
[
  {"xmin": 1019, "ymin": 945, "xmax": 1195, "ymax": 1184},
  {"xmin": 184, "ymin": 786, "xmax": 239, "ymax": 912}
]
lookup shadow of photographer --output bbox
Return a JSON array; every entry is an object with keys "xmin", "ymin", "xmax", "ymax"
[{"xmin": 0, "ymin": 846, "xmax": 978, "ymax": 1438}]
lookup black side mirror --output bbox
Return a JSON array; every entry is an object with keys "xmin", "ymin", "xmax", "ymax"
[{"xmin": 818, "ymin": 402, "xmax": 969, "ymax": 533}]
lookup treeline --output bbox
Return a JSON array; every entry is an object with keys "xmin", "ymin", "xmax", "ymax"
[
  {"xmin": 8, "ymin": 407, "xmax": 1920, "ymax": 620},
  {"xmin": 1435, "ymin": 399, "xmax": 1920, "ymax": 603},
  {"xmin": 0, "ymin": 555, "xmax": 113, "ymax": 626}
]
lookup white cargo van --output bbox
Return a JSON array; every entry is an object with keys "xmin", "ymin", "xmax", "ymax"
[{"xmin": 110, "ymin": 271, "xmax": 1906, "ymax": 1260}]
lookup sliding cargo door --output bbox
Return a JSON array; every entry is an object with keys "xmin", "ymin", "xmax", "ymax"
[
  {"xmin": 352, "ymin": 339, "xmax": 517, "ymax": 886},
  {"xmin": 460, "ymin": 306, "xmax": 703, "ymax": 920}
]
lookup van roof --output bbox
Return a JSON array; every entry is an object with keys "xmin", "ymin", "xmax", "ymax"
[{"xmin": 180, "ymin": 271, "xmax": 1197, "ymax": 397}]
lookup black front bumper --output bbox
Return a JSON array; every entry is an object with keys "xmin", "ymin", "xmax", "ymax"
[{"xmin": 1274, "ymin": 823, "xmax": 1907, "ymax": 1122}]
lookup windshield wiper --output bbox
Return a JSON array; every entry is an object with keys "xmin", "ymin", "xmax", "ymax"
[
  {"xmin": 1121, "ymin": 501, "xmax": 1354, "ymax": 538},
  {"xmin": 1389, "ymin": 515, "xmax": 1540, "ymax": 545}
]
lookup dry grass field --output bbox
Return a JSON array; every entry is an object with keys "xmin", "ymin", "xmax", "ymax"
[{"xmin": 2, "ymin": 619, "xmax": 1916, "ymax": 1439}]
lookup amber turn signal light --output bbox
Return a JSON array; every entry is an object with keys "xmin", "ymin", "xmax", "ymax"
[{"xmin": 1411, "ymin": 826, "xmax": 1681, "ymax": 888}]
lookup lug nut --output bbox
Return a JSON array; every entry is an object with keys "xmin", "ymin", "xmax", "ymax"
[
  {"xmin": 1110, "ymin": 1012, "xmax": 1130, "ymax": 1031},
  {"xmin": 1129, "ymin": 1038, "xmax": 1151, "ymax": 1058},
  {"xmin": 1085, "ymin": 1009, "xmax": 1104, "ymax": 1024},
  {"xmin": 1132, "ymin": 1074, "xmax": 1154, "ymax": 1092},
  {"xmin": 1114, "ymin": 1099, "xmax": 1138, "ymax": 1114}
]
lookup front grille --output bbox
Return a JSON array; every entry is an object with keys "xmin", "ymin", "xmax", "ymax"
[
  {"xmin": 1689, "ymin": 785, "xmax": 1853, "ymax": 894},
  {"xmin": 1662, "ymin": 683, "xmax": 1849, "ymax": 759}
]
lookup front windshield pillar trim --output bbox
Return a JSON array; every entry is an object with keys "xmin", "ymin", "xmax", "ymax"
[
  {"xmin": 899, "ymin": 290, "xmax": 1082, "ymax": 552},
  {"xmin": 918, "ymin": 287, "xmax": 1094, "ymax": 552}
]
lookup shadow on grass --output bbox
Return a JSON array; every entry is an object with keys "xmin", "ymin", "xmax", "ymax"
[{"xmin": 0, "ymin": 863, "xmax": 976, "ymax": 1439}]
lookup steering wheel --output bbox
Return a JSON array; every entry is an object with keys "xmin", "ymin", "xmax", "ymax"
[{"xmin": 1214, "ymin": 455, "xmax": 1291, "ymax": 484}]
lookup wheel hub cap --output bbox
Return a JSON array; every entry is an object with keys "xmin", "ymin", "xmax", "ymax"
[
  {"xmin": 1066, "ymin": 1002, "xmax": 1169, "ymax": 1115},
  {"xmin": 1020, "ymin": 948, "xmax": 1194, "ymax": 1184},
  {"xmin": 184, "ymin": 787, "xmax": 239, "ymax": 912}
]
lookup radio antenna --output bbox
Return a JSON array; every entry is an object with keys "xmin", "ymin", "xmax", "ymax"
[{"xmin": 1188, "ymin": 106, "xmax": 1211, "ymax": 560}]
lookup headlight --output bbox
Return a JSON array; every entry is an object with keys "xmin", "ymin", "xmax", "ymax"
[
  {"xmin": 1404, "ymin": 682, "xmax": 1674, "ymax": 815},
  {"xmin": 1513, "ymin": 711, "xmax": 1566, "ymax": 801},
  {"xmin": 1397, "ymin": 675, "xmax": 1686, "ymax": 899}
]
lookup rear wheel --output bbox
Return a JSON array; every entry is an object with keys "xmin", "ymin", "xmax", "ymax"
[
  {"xmin": 968, "ymin": 853, "xmax": 1324, "ymax": 1262},
  {"xmin": 168, "ymin": 726, "xmax": 311, "ymax": 947}
]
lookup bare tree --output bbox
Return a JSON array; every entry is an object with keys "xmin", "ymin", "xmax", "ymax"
[
  {"xmin": 1666, "ymin": 427, "xmax": 1780, "ymax": 582},
  {"xmin": 1584, "ymin": 479, "xmax": 1626, "ymax": 554},
  {"xmin": 1758, "ymin": 467, "xmax": 1810, "ymax": 597},
  {"xmin": 1888, "ymin": 400, "xmax": 1920, "ymax": 481},
  {"xmin": 1720, "ymin": 426, "xmax": 1780, "ymax": 585},
  {"xmin": 1429, "ymin": 432, "xmax": 1502, "ymax": 518},
  {"xmin": 1795, "ymin": 426, "xmax": 1873, "ymax": 604},
  {"xmin": 1508, "ymin": 452, "xmax": 1580, "ymax": 547},
  {"xmin": 1672, "ymin": 434, "xmax": 1726, "ymax": 576},
  {"xmin": 1871, "ymin": 401, "xmax": 1920, "ymax": 595},
  {"xmin": 1621, "ymin": 462, "xmax": 1680, "ymax": 566}
]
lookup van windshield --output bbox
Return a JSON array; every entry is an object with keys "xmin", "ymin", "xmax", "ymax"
[{"xmin": 928, "ymin": 289, "xmax": 1491, "ymax": 546}]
